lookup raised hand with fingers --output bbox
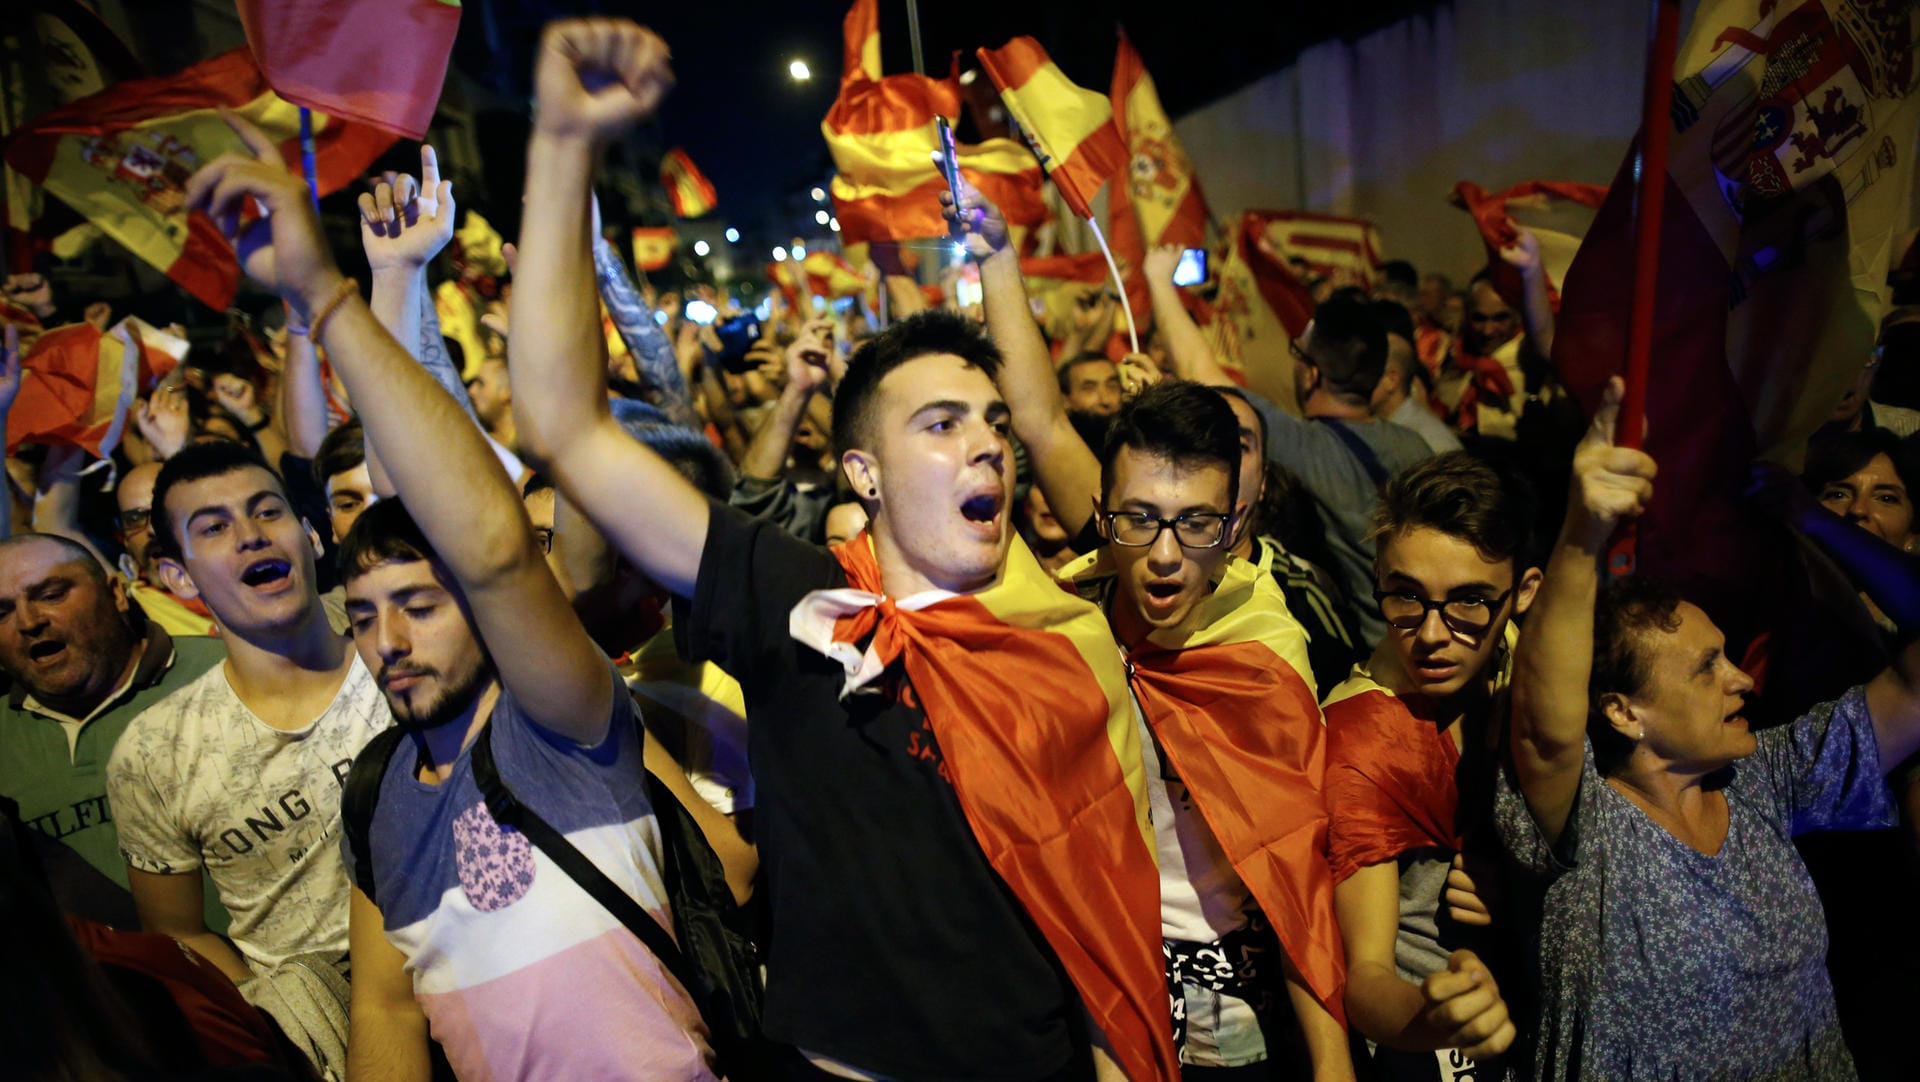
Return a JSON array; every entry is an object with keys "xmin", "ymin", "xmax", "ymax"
[
  {"xmin": 136, "ymin": 385, "xmax": 191, "ymax": 461},
  {"xmin": 1497, "ymin": 219, "xmax": 1542, "ymax": 273},
  {"xmin": 533, "ymin": 19, "xmax": 674, "ymax": 142},
  {"xmin": 786, "ymin": 319, "xmax": 835, "ymax": 396},
  {"xmin": 1143, "ymin": 243, "xmax": 1183, "ymax": 285},
  {"xmin": 211, "ymin": 371, "xmax": 264, "ymax": 428},
  {"xmin": 1419, "ymin": 949, "xmax": 1515, "ymax": 1060},
  {"xmin": 1116, "ymin": 353, "xmax": 1160, "ymax": 399},
  {"xmin": 1566, "ymin": 375, "xmax": 1657, "ymax": 549},
  {"xmin": 184, "ymin": 110, "xmax": 344, "ymax": 315},
  {"xmin": 938, "ymin": 169, "xmax": 1008, "ymax": 260},
  {"xmin": 359, "ymin": 145, "xmax": 456, "ymax": 273}
]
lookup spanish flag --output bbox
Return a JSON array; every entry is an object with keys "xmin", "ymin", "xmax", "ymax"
[
  {"xmin": 237, "ymin": 0, "xmax": 461, "ymax": 141},
  {"xmin": 1449, "ymin": 179, "xmax": 1606, "ymax": 313},
  {"xmin": 630, "ymin": 227, "xmax": 677, "ymax": 272},
  {"xmin": 3, "ymin": 48, "xmax": 392, "ymax": 310},
  {"xmin": 8, "ymin": 318, "xmax": 182, "ymax": 456},
  {"xmin": 661, "ymin": 147, "xmax": 718, "ymax": 219},
  {"xmin": 1109, "ymin": 31, "xmax": 1210, "ymax": 326},
  {"xmin": 793, "ymin": 533, "xmax": 1178, "ymax": 1082},
  {"xmin": 1063, "ymin": 548, "xmax": 1347, "ymax": 1026},
  {"xmin": 1020, "ymin": 251, "xmax": 1109, "ymax": 344},
  {"xmin": 975, "ymin": 37, "xmax": 1128, "ymax": 222},
  {"xmin": 803, "ymin": 249, "xmax": 866, "ymax": 300},
  {"xmin": 822, "ymin": 0, "xmax": 1044, "ymax": 245}
]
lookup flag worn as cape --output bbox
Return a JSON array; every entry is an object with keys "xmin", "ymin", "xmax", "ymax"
[
  {"xmin": 976, "ymin": 37, "xmax": 1128, "ymax": 222},
  {"xmin": 9, "ymin": 318, "xmax": 181, "ymax": 456},
  {"xmin": 236, "ymin": 0, "xmax": 460, "ymax": 140},
  {"xmin": 661, "ymin": 147, "xmax": 718, "ymax": 218},
  {"xmin": 3, "ymin": 48, "xmax": 393, "ymax": 310},
  {"xmin": 1062, "ymin": 548, "xmax": 1346, "ymax": 1026},
  {"xmin": 1109, "ymin": 30, "xmax": 1210, "ymax": 323},
  {"xmin": 1449, "ymin": 179, "xmax": 1608, "ymax": 314},
  {"xmin": 823, "ymin": 0, "xmax": 1045, "ymax": 245},
  {"xmin": 1553, "ymin": 0, "xmax": 1920, "ymax": 627},
  {"xmin": 791, "ymin": 533, "xmax": 1177, "ymax": 1082}
]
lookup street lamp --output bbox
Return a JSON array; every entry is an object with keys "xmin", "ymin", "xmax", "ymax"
[
  {"xmin": 814, "ymin": 209, "xmax": 830, "ymax": 225},
  {"xmin": 773, "ymin": 246, "xmax": 787, "ymax": 261},
  {"xmin": 789, "ymin": 59, "xmax": 811, "ymax": 81},
  {"xmin": 810, "ymin": 187, "xmax": 826, "ymax": 202},
  {"xmin": 725, "ymin": 227, "xmax": 740, "ymax": 243},
  {"xmin": 693, "ymin": 240, "xmax": 710, "ymax": 256}
]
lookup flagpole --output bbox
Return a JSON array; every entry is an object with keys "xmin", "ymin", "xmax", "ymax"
[
  {"xmin": 1086, "ymin": 216, "xmax": 1140, "ymax": 354},
  {"xmin": 1619, "ymin": 0, "xmax": 1681, "ymax": 451},
  {"xmin": 298, "ymin": 106, "xmax": 321, "ymax": 213}
]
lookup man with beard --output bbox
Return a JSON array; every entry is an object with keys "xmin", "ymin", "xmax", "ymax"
[
  {"xmin": 0, "ymin": 533, "xmax": 224, "ymax": 924},
  {"xmin": 963, "ymin": 181, "xmax": 1352, "ymax": 1080},
  {"xmin": 508, "ymin": 19, "xmax": 1170, "ymax": 1081},
  {"xmin": 105, "ymin": 440, "xmax": 390, "ymax": 983}
]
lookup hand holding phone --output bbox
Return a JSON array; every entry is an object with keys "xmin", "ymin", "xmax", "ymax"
[{"xmin": 1172, "ymin": 248, "xmax": 1208, "ymax": 287}]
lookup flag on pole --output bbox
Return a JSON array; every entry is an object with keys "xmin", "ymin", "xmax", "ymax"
[
  {"xmin": 236, "ymin": 0, "xmax": 461, "ymax": 140},
  {"xmin": 975, "ymin": 37, "xmax": 1128, "ymax": 221},
  {"xmin": 630, "ymin": 227, "xmax": 678, "ymax": 272},
  {"xmin": 822, "ymin": 0, "xmax": 1044, "ymax": 245},
  {"xmin": 1108, "ymin": 30, "xmax": 1210, "ymax": 320},
  {"xmin": 1554, "ymin": 0, "xmax": 1920, "ymax": 610},
  {"xmin": 3, "ymin": 48, "xmax": 393, "ymax": 310},
  {"xmin": 1449, "ymin": 179, "xmax": 1608, "ymax": 312},
  {"xmin": 661, "ymin": 148, "xmax": 718, "ymax": 218},
  {"xmin": 7, "ymin": 317, "xmax": 182, "ymax": 456}
]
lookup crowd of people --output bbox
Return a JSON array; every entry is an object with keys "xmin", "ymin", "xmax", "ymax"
[{"xmin": 5, "ymin": 15, "xmax": 1920, "ymax": 1082}]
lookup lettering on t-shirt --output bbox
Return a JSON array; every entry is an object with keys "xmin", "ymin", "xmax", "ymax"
[
  {"xmin": 213, "ymin": 788, "xmax": 315, "ymax": 858},
  {"xmin": 1446, "ymin": 1047, "xmax": 1479, "ymax": 1079},
  {"xmin": 25, "ymin": 793, "xmax": 112, "ymax": 840},
  {"xmin": 330, "ymin": 756, "xmax": 355, "ymax": 788},
  {"xmin": 904, "ymin": 715, "xmax": 952, "ymax": 784}
]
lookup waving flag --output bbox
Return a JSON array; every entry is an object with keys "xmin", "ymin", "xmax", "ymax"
[
  {"xmin": 822, "ymin": 0, "xmax": 1044, "ymax": 245},
  {"xmin": 976, "ymin": 37, "xmax": 1128, "ymax": 221},
  {"xmin": 8, "ymin": 318, "xmax": 182, "ymax": 456},
  {"xmin": 794, "ymin": 534, "xmax": 1176, "ymax": 1082},
  {"xmin": 236, "ymin": 0, "xmax": 460, "ymax": 140},
  {"xmin": 1450, "ymin": 179, "xmax": 1608, "ymax": 312},
  {"xmin": 660, "ymin": 148, "xmax": 718, "ymax": 218},
  {"xmin": 803, "ymin": 249, "xmax": 866, "ymax": 299},
  {"xmin": 1063, "ymin": 549, "xmax": 1346, "ymax": 1026},
  {"xmin": 630, "ymin": 227, "xmax": 677, "ymax": 272},
  {"xmin": 3, "ymin": 48, "xmax": 392, "ymax": 310},
  {"xmin": 1554, "ymin": 0, "xmax": 1920, "ymax": 613},
  {"xmin": 1109, "ymin": 31, "xmax": 1211, "ymax": 319}
]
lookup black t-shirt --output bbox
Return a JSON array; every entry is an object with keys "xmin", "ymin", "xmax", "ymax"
[{"xmin": 676, "ymin": 503, "xmax": 1082, "ymax": 1080}]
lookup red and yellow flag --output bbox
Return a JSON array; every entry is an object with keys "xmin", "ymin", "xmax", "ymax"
[
  {"xmin": 976, "ymin": 37, "xmax": 1128, "ymax": 221},
  {"xmin": 236, "ymin": 0, "xmax": 460, "ymax": 140},
  {"xmin": 822, "ymin": 0, "xmax": 1044, "ymax": 245},
  {"xmin": 1109, "ymin": 30, "xmax": 1210, "ymax": 320},
  {"xmin": 661, "ymin": 147, "xmax": 718, "ymax": 219},
  {"xmin": 803, "ymin": 249, "xmax": 866, "ymax": 299},
  {"xmin": 806, "ymin": 534, "xmax": 1177, "ymax": 1082},
  {"xmin": 1450, "ymin": 179, "xmax": 1607, "ymax": 313},
  {"xmin": 3, "ymin": 48, "xmax": 393, "ymax": 310},
  {"xmin": 9, "ymin": 318, "xmax": 182, "ymax": 456},
  {"xmin": 1064, "ymin": 549, "xmax": 1347, "ymax": 1026},
  {"xmin": 630, "ymin": 226, "xmax": 677, "ymax": 272}
]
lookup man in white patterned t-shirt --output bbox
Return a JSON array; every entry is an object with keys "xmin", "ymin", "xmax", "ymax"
[{"xmin": 107, "ymin": 441, "xmax": 390, "ymax": 982}]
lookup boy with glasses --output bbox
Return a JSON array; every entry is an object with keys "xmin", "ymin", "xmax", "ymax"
[{"xmin": 1323, "ymin": 452, "xmax": 1540, "ymax": 1077}]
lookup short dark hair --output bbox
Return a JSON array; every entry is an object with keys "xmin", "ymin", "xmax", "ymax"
[
  {"xmin": 0, "ymin": 533, "xmax": 111, "ymax": 587},
  {"xmin": 151, "ymin": 440, "xmax": 286, "ymax": 562},
  {"xmin": 1214, "ymin": 385, "xmax": 1268, "ymax": 458},
  {"xmin": 1056, "ymin": 351, "xmax": 1114, "ymax": 395},
  {"xmin": 311, "ymin": 418, "xmax": 366, "ymax": 489},
  {"xmin": 1371, "ymin": 299, "xmax": 1416, "ymax": 346},
  {"xmin": 1098, "ymin": 380, "xmax": 1240, "ymax": 511},
  {"xmin": 1802, "ymin": 428, "xmax": 1916, "ymax": 494},
  {"xmin": 831, "ymin": 309, "xmax": 1001, "ymax": 455},
  {"xmin": 1371, "ymin": 451, "xmax": 1528, "ymax": 567},
  {"xmin": 1380, "ymin": 260, "xmax": 1419, "ymax": 291},
  {"xmin": 337, "ymin": 498, "xmax": 440, "ymax": 583},
  {"xmin": 1591, "ymin": 575, "xmax": 1687, "ymax": 774},
  {"xmin": 610, "ymin": 399, "xmax": 734, "ymax": 500},
  {"xmin": 1305, "ymin": 293, "xmax": 1388, "ymax": 399}
]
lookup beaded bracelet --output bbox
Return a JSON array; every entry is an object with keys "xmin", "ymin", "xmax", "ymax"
[{"xmin": 306, "ymin": 277, "xmax": 359, "ymax": 343}]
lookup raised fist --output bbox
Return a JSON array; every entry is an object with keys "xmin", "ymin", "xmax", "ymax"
[{"xmin": 533, "ymin": 19, "xmax": 674, "ymax": 142}]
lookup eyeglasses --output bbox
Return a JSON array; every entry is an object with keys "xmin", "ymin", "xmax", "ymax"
[
  {"xmin": 1100, "ymin": 510, "xmax": 1230, "ymax": 548},
  {"xmin": 119, "ymin": 507, "xmax": 152, "ymax": 534},
  {"xmin": 1288, "ymin": 338, "xmax": 1314, "ymax": 366},
  {"xmin": 1373, "ymin": 587, "xmax": 1514, "ymax": 635}
]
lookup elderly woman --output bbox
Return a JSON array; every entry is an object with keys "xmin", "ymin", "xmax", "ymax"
[{"xmin": 1498, "ymin": 379, "xmax": 1920, "ymax": 1080}]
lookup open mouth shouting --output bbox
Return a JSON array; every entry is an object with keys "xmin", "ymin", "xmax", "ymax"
[
  {"xmin": 239, "ymin": 557, "xmax": 293, "ymax": 593},
  {"xmin": 1141, "ymin": 578, "xmax": 1185, "ymax": 616},
  {"xmin": 25, "ymin": 638, "xmax": 68, "ymax": 667},
  {"xmin": 958, "ymin": 487, "xmax": 1005, "ymax": 540}
]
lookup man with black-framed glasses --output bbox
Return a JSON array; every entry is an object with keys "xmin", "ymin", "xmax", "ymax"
[{"xmin": 963, "ymin": 169, "xmax": 1354, "ymax": 1079}]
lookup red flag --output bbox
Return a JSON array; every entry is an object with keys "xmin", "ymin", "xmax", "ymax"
[
  {"xmin": 1109, "ymin": 31, "xmax": 1210, "ymax": 322},
  {"xmin": 3, "ymin": 49, "xmax": 393, "ymax": 310},
  {"xmin": 660, "ymin": 148, "xmax": 718, "ymax": 218},
  {"xmin": 9, "ymin": 320, "xmax": 179, "ymax": 455},
  {"xmin": 630, "ymin": 227, "xmax": 677, "ymax": 272},
  {"xmin": 976, "ymin": 37, "xmax": 1128, "ymax": 221},
  {"xmin": 1449, "ymin": 179, "xmax": 1607, "ymax": 313},
  {"xmin": 236, "ymin": 0, "xmax": 460, "ymax": 141},
  {"xmin": 1201, "ymin": 212, "xmax": 1324, "ymax": 410}
]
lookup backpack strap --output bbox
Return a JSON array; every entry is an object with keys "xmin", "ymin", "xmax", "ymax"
[
  {"xmin": 467, "ymin": 721, "xmax": 720, "ymax": 1070},
  {"xmin": 1314, "ymin": 417, "xmax": 1391, "ymax": 488},
  {"xmin": 340, "ymin": 726, "xmax": 409, "ymax": 907}
]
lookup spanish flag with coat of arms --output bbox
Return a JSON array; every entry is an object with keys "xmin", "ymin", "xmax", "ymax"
[
  {"xmin": 3, "ymin": 48, "xmax": 392, "ymax": 310},
  {"xmin": 1108, "ymin": 30, "xmax": 1211, "ymax": 327}
]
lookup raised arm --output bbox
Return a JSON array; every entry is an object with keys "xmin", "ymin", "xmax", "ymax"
[
  {"xmin": 1500, "ymin": 223, "xmax": 1556, "ymax": 359},
  {"xmin": 947, "ymin": 181, "xmax": 1102, "ymax": 539},
  {"xmin": 508, "ymin": 22, "xmax": 707, "ymax": 599},
  {"xmin": 594, "ymin": 218, "xmax": 697, "ymax": 428},
  {"xmin": 1509, "ymin": 377, "xmax": 1654, "ymax": 841},
  {"xmin": 1143, "ymin": 244, "xmax": 1235, "ymax": 387},
  {"xmin": 279, "ymin": 315, "xmax": 334, "ymax": 459},
  {"xmin": 189, "ymin": 111, "xmax": 615, "ymax": 744},
  {"xmin": 0, "ymin": 324, "xmax": 17, "ymax": 539},
  {"xmin": 737, "ymin": 319, "xmax": 831, "ymax": 483}
]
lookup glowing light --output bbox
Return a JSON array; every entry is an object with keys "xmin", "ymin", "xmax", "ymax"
[
  {"xmin": 792, "ymin": 244, "xmax": 807, "ymax": 260},
  {"xmin": 772, "ymin": 246, "xmax": 787, "ymax": 261},
  {"xmin": 693, "ymin": 240, "xmax": 710, "ymax": 256},
  {"xmin": 810, "ymin": 187, "xmax": 826, "ymax": 202},
  {"xmin": 814, "ymin": 209, "xmax": 830, "ymax": 225},
  {"xmin": 829, "ymin": 217, "xmax": 841, "ymax": 232},
  {"xmin": 724, "ymin": 227, "xmax": 740, "ymax": 243},
  {"xmin": 789, "ymin": 59, "xmax": 811, "ymax": 81}
]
